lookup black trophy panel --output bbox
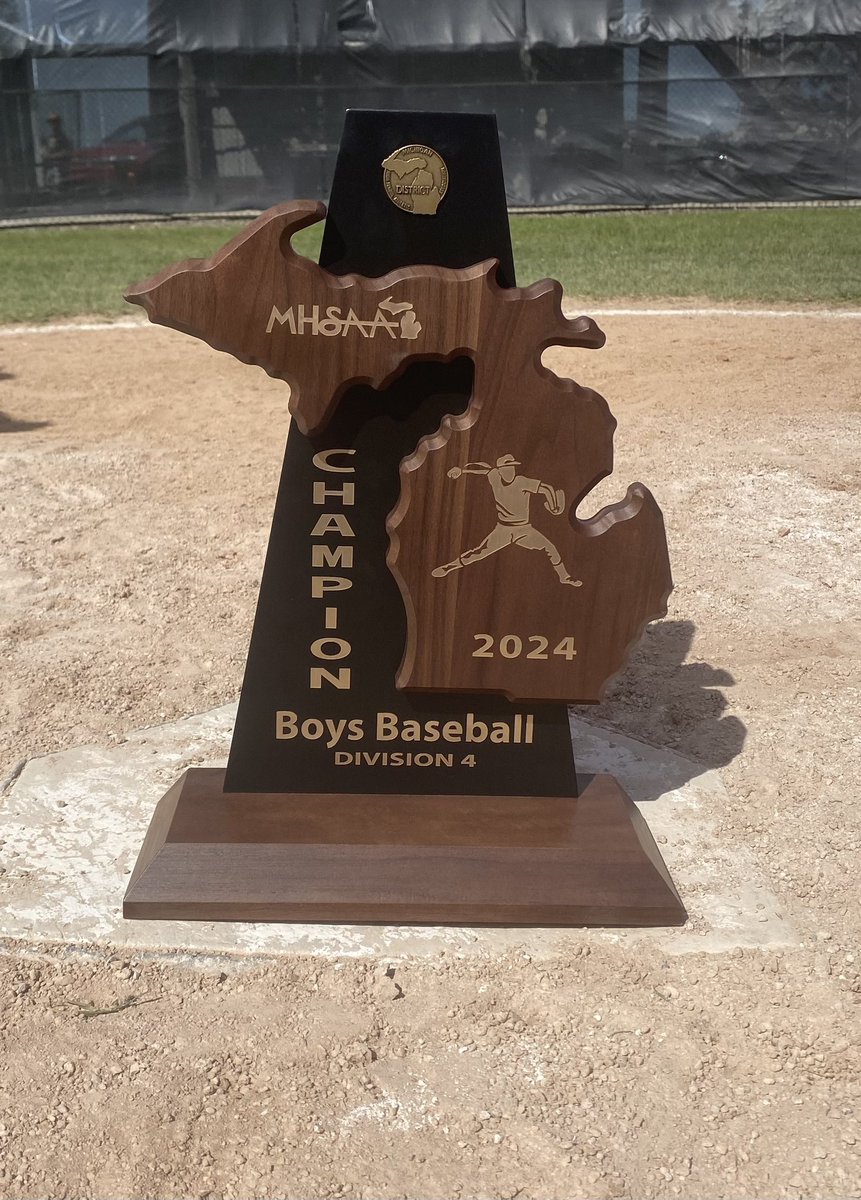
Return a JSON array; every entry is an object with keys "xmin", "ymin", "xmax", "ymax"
[
  {"xmin": 224, "ymin": 109, "xmax": 578, "ymax": 797},
  {"xmin": 318, "ymin": 109, "xmax": 515, "ymax": 287}
]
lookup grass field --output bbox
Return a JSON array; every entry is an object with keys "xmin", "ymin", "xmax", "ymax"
[{"xmin": 1, "ymin": 207, "xmax": 859, "ymax": 324}]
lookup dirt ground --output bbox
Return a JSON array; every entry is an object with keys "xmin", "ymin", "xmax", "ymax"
[{"xmin": 0, "ymin": 310, "xmax": 859, "ymax": 1200}]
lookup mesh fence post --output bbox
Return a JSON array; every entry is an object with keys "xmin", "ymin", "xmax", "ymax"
[{"xmin": 178, "ymin": 53, "xmax": 203, "ymax": 206}]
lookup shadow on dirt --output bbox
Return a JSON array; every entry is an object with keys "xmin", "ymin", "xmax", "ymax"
[
  {"xmin": 0, "ymin": 410, "xmax": 51, "ymax": 433},
  {"xmin": 572, "ymin": 618, "xmax": 747, "ymax": 800}
]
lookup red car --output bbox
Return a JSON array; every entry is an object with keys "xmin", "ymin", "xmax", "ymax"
[{"xmin": 66, "ymin": 115, "xmax": 183, "ymax": 190}]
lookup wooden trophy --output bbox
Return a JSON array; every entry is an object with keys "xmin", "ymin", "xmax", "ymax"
[{"xmin": 123, "ymin": 111, "xmax": 684, "ymax": 926}]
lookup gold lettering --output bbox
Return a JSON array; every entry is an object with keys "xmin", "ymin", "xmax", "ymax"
[
  {"xmin": 465, "ymin": 713, "xmax": 488, "ymax": 743},
  {"xmin": 310, "ymin": 666, "xmax": 351, "ymax": 690},
  {"xmin": 366, "ymin": 308, "xmax": 399, "ymax": 339},
  {"xmin": 308, "ymin": 448, "xmax": 357, "ymax": 692},
  {"xmin": 377, "ymin": 712, "xmax": 399, "ymax": 740},
  {"xmin": 340, "ymin": 308, "xmax": 369, "ymax": 337},
  {"xmin": 312, "ymin": 544, "xmax": 354, "ymax": 568},
  {"xmin": 310, "ymin": 513, "xmax": 355, "ymax": 537},
  {"xmin": 266, "ymin": 305, "xmax": 295, "ymax": 334},
  {"xmin": 312, "ymin": 448, "xmax": 356, "ymax": 474},
  {"xmin": 310, "ymin": 637, "xmax": 351, "ymax": 660},
  {"xmin": 324, "ymin": 718, "xmax": 348, "ymax": 746},
  {"xmin": 317, "ymin": 307, "xmax": 342, "ymax": 336},
  {"xmin": 275, "ymin": 710, "xmax": 298, "ymax": 739},
  {"xmin": 296, "ymin": 304, "xmax": 319, "ymax": 334},
  {"xmin": 312, "ymin": 480, "xmax": 355, "ymax": 506},
  {"xmin": 311, "ymin": 576, "xmax": 352, "ymax": 598}
]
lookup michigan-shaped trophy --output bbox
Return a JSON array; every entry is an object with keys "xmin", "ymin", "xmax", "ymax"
[{"xmin": 122, "ymin": 111, "xmax": 684, "ymax": 927}]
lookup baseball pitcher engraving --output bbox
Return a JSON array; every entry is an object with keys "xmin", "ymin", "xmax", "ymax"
[{"xmin": 432, "ymin": 454, "xmax": 581, "ymax": 586}]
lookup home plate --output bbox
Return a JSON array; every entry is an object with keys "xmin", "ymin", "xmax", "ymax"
[{"xmin": 0, "ymin": 704, "xmax": 794, "ymax": 958}]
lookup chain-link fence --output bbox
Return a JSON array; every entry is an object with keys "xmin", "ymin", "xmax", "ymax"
[{"xmin": 2, "ymin": 69, "xmax": 859, "ymax": 217}]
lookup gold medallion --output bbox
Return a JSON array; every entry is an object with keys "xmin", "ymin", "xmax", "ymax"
[{"xmin": 381, "ymin": 144, "xmax": 448, "ymax": 215}]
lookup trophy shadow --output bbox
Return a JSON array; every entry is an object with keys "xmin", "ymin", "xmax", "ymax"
[
  {"xmin": 0, "ymin": 409, "xmax": 51, "ymax": 434},
  {"xmin": 571, "ymin": 618, "xmax": 747, "ymax": 804}
]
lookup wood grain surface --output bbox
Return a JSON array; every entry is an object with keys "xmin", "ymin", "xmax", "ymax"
[
  {"xmin": 386, "ymin": 299, "xmax": 673, "ymax": 702},
  {"xmin": 126, "ymin": 200, "xmax": 672, "ymax": 703},
  {"xmin": 123, "ymin": 768, "xmax": 686, "ymax": 926},
  {"xmin": 124, "ymin": 201, "xmax": 601, "ymax": 438},
  {"xmin": 124, "ymin": 200, "xmax": 487, "ymax": 437}
]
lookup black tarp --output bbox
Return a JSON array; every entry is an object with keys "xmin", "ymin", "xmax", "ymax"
[
  {"xmin": 1, "ymin": 2, "xmax": 859, "ymax": 215},
  {"xmin": 3, "ymin": 1, "xmax": 861, "ymax": 57}
]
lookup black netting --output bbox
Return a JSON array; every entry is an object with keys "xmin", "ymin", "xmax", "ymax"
[{"xmin": 1, "ymin": 3, "xmax": 859, "ymax": 216}]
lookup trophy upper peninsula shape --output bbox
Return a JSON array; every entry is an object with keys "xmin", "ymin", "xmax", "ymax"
[{"xmin": 125, "ymin": 200, "xmax": 672, "ymax": 704}]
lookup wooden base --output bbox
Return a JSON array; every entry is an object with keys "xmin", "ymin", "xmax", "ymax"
[{"xmin": 123, "ymin": 769, "xmax": 686, "ymax": 927}]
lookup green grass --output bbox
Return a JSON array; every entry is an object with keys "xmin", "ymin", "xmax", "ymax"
[
  {"xmin": 1, "ymin": 207, "xmax": 859, "ymax": 324},
  {"xmin": 510, "ymin": 207, "xmax": 861, "ymax": 304}
]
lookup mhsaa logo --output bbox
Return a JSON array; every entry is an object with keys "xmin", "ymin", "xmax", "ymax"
[{"xmin": 266, "ymin": 296, "xmax": 421, "ymax": 340}]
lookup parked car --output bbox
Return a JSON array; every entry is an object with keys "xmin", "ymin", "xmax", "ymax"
[{"xmin": 66, "ymin": 114, "xmax": 184, "ymax": 191}]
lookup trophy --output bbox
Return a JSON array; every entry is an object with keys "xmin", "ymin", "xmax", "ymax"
[{"xmin": 123, "ymin": 112, "xmax": 683, "ymax": 926}]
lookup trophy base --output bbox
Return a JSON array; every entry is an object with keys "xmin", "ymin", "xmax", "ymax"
[{"xmin": 123, "ymin": 768, "xmax": 685, "ymax": 927}]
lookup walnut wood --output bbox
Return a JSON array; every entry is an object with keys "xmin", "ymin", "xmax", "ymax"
[
  {"xmin": 389, "ymin": 444, "xmax": 672, "ymax": 704},
  {"xmin": 125, "ymin": 201, "xmax": 671, "ymax": 703},
  {"xmin": 123, "ymin": 768, "xmax": 686, "ymax": 926},
  {"xmin": 124, "ymin": 201, "xmax": 605, "ymax": 439}
]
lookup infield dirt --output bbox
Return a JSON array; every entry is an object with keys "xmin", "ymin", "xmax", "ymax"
[{"xmin": 0, "ymin": 311, "xmax": 859, "ymax": 1199}]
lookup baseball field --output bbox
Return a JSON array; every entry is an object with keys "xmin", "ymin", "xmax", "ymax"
[
  {"xmin": 2, "ymin": 207, "xmax": 859, "ymax": 324},
  {"xmin": 1, "ymin": 207, "xmax": 860, "ymax": 1199}
]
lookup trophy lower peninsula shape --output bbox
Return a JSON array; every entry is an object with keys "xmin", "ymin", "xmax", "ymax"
[{"xmin": 122, "ymin": 198, "xmax": 683, "ymax": 927}]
